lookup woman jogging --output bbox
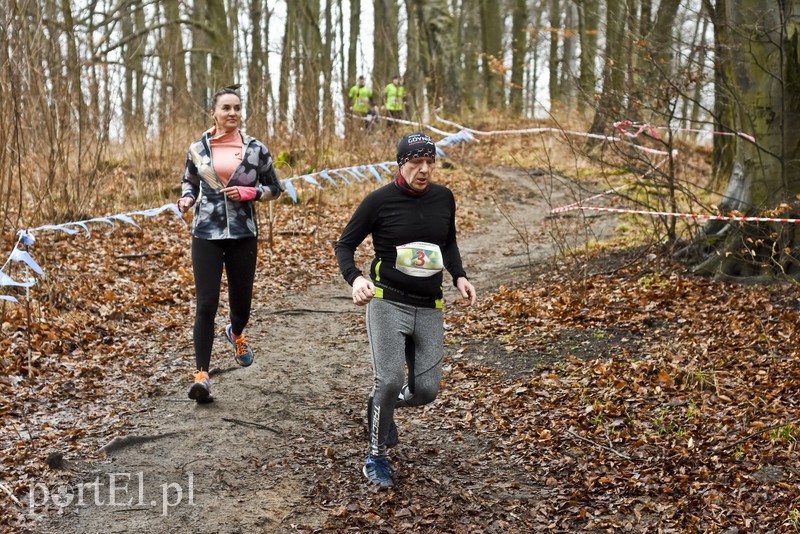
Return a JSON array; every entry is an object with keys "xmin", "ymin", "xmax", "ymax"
[{"xmin": 176, "ymin": 85, "xmax": 282, "ymax": 404}]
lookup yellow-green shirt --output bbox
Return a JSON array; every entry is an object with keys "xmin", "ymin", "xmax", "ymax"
[
  {"xmin": 349, "ymin": 85, "xmax": 372, "ymax": 114},
  {"xmin": 384, "ymin": 83, "xmax": 406, "ymax": 111}
]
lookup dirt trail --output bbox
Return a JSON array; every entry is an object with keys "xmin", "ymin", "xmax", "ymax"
[{"xmin": 32, "ymin": 168, "xmax": 612, "ymax": 533}]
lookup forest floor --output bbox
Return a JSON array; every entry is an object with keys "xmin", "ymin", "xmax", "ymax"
[
  {"xmin": 19, "ymin": 164, "xmax": 600, "ymax": 533},
  {"xmin": 5, "ymin": 145, "xmax": 800, "ymax": 533}
]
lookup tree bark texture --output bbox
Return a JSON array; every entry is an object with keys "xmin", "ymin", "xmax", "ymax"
[
  {"xmin": 480, "ymin": 0, "xmax": 504, "ymax": 110},
  {"xmin": 695, "ymin": 0, "xmax": 800, "ymax": 279},
  {"xmin": 510, "ymin": 0, "xmax": 528, "ymax": 115}
]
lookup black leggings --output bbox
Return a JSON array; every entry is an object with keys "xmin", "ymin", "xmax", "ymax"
[{"xmin": 191, "ymin": 236, "xmax": 257, "ymax": 371}]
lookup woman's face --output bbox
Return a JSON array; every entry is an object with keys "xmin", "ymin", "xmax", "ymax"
[
  {"xmin": 210, "ymin": 94, "xmax": 241, "ymax": 134},
  {"xmin": 401, "ymin": 156, "xmax": 435, "ymax": 192}
]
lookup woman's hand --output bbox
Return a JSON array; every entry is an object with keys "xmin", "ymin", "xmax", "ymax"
[
  {"xmin": 352, "ymin": 276, "xmax": 375, "ymax": 306},
  {"xmin": 176, "ymin": 197, "xmax": 194, "ymax": 213},
  {"xmin": 221, "ymin": 186, "xmax": 257, "ymax": 202},
  {"xmin": 456, "ymin": 277, "xmax": 476, "ymax": 307}
]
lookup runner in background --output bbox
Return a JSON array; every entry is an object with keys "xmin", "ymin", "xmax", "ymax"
[
  {"xmin": 348, "ymin": 75, "xmax": 377, "ymax": 130},
  {"xmin": 176, "ymin": 84, "xmax": 283, "ymax": 404},
  {"xmin": 335, "ymin": 132, "xmax": 477, "ymax": 488},
  {"xmin": 383, "ymin": 75, "xmax": 406, "ymax": 126}
]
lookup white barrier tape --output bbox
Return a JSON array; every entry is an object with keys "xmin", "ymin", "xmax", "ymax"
[
  {"xmin": 434, "ymin": 115, "xmax": 676, "ymax": 156},
  {"xmin": 280, "ymin": 159, "xmax": 399, "ymax": 202},
  {"xmin": 0, "ymin": 203, "xmax": 185, "ymax": 303},
  {"xmin": 613, "ymin": 121, "xmax": 756, "ymax": 144},
  {"xmin": 551, "ymin": 204, "xmax": 800, "ymax": 223},
  {"xmin": 281, "ymin": 129, "xmax": 480, "ymax": 203},
  {"xmin": 346, "ymin": 112, "xmax": 457, "ymax": 137}
]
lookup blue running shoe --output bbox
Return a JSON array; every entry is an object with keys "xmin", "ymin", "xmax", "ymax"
[
  {"xmin": 363, "ymin": 455, "xmax": 394, "ymax": 488},
  {"xmin": 225, "ymin": 324, "xmax": 253, "ymax": 367}
]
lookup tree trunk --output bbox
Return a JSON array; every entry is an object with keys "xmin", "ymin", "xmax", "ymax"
[
  {"xmin": 322, "ymin": 0, "xmax": 335, "ymax": 138},
  {"xmin": 625, "ymin": 0, "xmax": 640, "ymax": 117},
  {"xmin": 559, "ymin": 2, "xmax": 577, "ymax": 110},
  {"xmin": 694, "ymin": 0, "xmax": 800, "ymax": 280},
  {"xmin": 121, "ymin": 2, "xmax": 135, "ymax": 135},
  {"xmin": 373, "ymin": 0, "xmax": 399, "ymax": 103},
  {"xmin": 458, "ymin": 0, "xmax": 481, "ymax": 112},
  {"xmin": 247, "ymin": 0, "xmax": 267, "ymax": 137},
  {"xmin": 576, "ymin": 0, "xmax": 599, "ymax": 115},
  {"xmin": 409, "ymin": 0, "xmax": 431, "ymax": 118},
  {"xmin": 643, "ymin": 0, "xmax": 682, "ymax": 102},
  {"xmin": 587, "ymin": 0, "xmax": 627, "ymax": 144},
  {"xmin": 509, "ymin": 0, "xmax": 527, "ymax": 115},
  {"xmin": 548, "ymin": 0, "xmax": 562, "ymax": 109},
  {"xmin": 298, "ymin": 0, "xmax": 322, "ymax": 137},
  {"xmin": 420, "ymin": 0, "xmax": 461, "ymax": 114},
  {"xmin": 346, "ymin": 0, "xmax": 361, "ymax": 134},
  {"xmin": 60, "ymin": 0, "xmax": 84, "ymax": 132},
  {"xmin": 190, "ymin": 0, "xmax": 209, "ymax": 118},
  {"xmin": 165, "ymin": 0, "xmax": 189, "ymax": 117},
  {"xmin": 208, "ymin": 0, "xmax": 235, "ymax": 88},
  {"xmin": 704, "ymin": 0, "xmax": 736, "ymax": 190},
  {"xmin": 278, "ymin": 0, "xmax": 295, "ymax": 127},
  {"xmin": 479, "ymin": 0, "xmax": 504, "ymax": 110}
]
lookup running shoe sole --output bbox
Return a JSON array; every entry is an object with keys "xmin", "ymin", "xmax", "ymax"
[{"xmin": 188, "ymin": 383, "xmax": 213, "ymax": 404}]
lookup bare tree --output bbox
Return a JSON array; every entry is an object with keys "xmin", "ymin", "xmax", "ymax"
[
  {"xmin": 575, "ymin": 0, "xmax": 599, "ymax": 115},
  {"xmin": 587, "ymin": 0, "xmax": 628, "ymax": 144},
  {"xmin": 693, "ymin": 0, "xmax": 800, "ymax": 280},
  {"xmin": 191, "ymin": 0, "xmax": 210, "ymax": 116},
  {"xmin": 548, "ymin": 0, "xmax": 562, "ymax": 108},
  {"xmin": 373, "ymin": 0, "xmax": 399, "ymax": 97},
  {"xmin": 509, "ymin": 0, "xmax": 528, "ymax": 115},
  {"xmin": 207, "ymin": 0, "xmax": 236, "ymax": 88},
  {"xmin": 480, "ymin": 0, "xmax": 504, "ymax": 110}
]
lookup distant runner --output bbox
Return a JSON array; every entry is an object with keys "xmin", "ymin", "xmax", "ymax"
[
  {"xmin": 348, "ymin": 75, "xmax": 376, "ymax": 130},
  {"xmin": 383, "ymin": 75, "xmax": 406, "ymax": 121}
]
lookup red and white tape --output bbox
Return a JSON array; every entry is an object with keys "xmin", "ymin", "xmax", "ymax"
[
  {"xmin": 613, "ymin": 121, "xmax": 756, "ymax": 144},
  {"xmin": 551, "ymin": 204, "xmax": 800, "ymax": 223}
]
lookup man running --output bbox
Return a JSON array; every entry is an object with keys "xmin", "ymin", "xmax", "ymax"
[{"xmin": 335, "ymin": 132, "xmax": 477, "ymax": 488}]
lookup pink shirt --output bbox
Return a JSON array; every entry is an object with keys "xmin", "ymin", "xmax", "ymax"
[{"xmin": 209, "ymin": 129, "xmax": 244, "ymax": 185}]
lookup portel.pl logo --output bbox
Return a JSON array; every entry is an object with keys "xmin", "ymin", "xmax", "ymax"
[{"xmin": 28, "ymin": 472, "xmax": 194, "ymax": 516}]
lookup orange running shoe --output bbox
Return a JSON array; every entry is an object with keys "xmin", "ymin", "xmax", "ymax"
[
  {"xmin": 225, "ymin": 324, "xmax": 253, "ymax": 367},
  {"xmin": 188, "ymin": 370, "xmax": 212, "ymax": 403}
]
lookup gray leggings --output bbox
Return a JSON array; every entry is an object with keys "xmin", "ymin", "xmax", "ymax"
[{"xmin": 365, "ymin": 298, "xmax": 443, "ymax": 457}]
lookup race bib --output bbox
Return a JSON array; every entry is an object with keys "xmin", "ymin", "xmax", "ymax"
[{"xmin": 395, "ymin": 242, "xmax": 443, "ymax": 277}]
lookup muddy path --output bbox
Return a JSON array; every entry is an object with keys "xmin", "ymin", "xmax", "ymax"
[{"xmin": 31, "ymin": 167, "xmax": 613, "ymax": 533}]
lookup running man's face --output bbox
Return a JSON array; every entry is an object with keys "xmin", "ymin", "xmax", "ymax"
[{"xmin": 402, "ymin": 156, "xmax": 435, "ymax": 192}]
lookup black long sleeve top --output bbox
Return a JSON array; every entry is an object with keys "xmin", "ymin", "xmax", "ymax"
[{"xmin": 335, "ymin": 181, "xmax": 467, "ymax": 308}]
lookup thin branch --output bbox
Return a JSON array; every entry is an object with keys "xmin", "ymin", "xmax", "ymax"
[
  {"xmin": 221, "ymin": 417, "xmax": 280, "ymax": 434},
  {"xmin": 565, "ymin": 429, "xmax": 632, "ymax": 460},
  {"xmin": 725, "ymin": 417, "xmax": 800, "ymax": 449}
]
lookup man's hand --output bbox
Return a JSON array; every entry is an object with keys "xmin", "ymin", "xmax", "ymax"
[
  {"xmin": 352, "ymin": 276, "xmax": 376, "ymax": 306},
  {"xmin": 456, "ymin": 277, "xmax": 476, "ymax": 307}
]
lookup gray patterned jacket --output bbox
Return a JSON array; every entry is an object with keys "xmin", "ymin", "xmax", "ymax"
[{"xmin": 181, "ymin": 129, "xmax": 282, "ymax": 240}]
